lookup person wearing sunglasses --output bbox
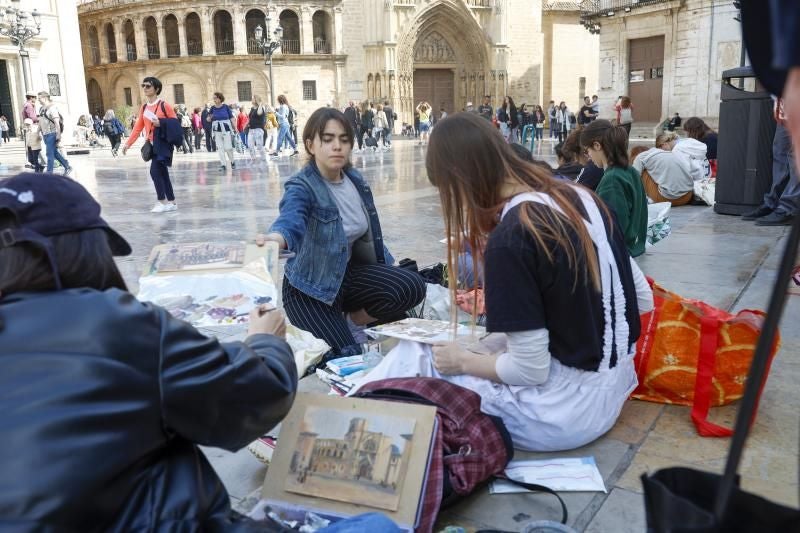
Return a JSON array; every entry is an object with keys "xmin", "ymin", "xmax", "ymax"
[{"xmin": 121, "ymin": 77, "xmax": 179, "ymax": 214}]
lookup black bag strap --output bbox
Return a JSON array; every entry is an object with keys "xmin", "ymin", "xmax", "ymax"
[
  {"xmin": 715, "ymin": 214, "xmax": 800, "ymax": 519},
  {"xmin": 491, "ymin": 475, "xmax": 568, "ymax": 525}
]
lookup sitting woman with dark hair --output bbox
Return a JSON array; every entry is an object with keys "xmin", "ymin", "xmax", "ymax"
[
  {"xmin": 555, "ymin": 130, "xmax": 604, "ymax": 190},
  {"xmin": 0, "ymin": 173, "xmax": 298, "ymax": 530},
  {"xmin": 256, "ymin": 107, "xmax": 426, "ymax": 358},
  {"xmin": 683, "ymin": 117, "xmax": 718, "ymax": 160},
  {"xmin": 580, "ymin": 120, "xmax": 648, "ymax": 257},
  {"xmin": 355, "ymin": 113, "xmax": 653, "ymax": 452}
]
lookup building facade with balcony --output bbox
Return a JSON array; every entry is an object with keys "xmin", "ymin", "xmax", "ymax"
[
  {"xmin": 583, "ymin": 0, "xmax": 743, "ymax": 126},
  {"xmin": 0, "ymin": 0, "xmax": 88, "ymax": 139},
  {"xmin": 77, "ymin": 0, "xmax": 600, "ymax": 125}
]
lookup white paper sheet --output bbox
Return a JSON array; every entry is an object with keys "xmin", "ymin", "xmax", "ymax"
[{"xmin": 490, "ymin": 457, "xmax": 607, "ymax": 494}]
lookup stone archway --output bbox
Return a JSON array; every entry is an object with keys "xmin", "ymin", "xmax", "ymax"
[{"xmin": 395, "ymin": 1, "xmax": 491, "ymax": 123}]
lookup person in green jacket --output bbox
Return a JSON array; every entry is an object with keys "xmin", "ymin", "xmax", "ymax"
[{"xmin": 580, "ymin": 120, "xmax": 648, "ymax": 257}]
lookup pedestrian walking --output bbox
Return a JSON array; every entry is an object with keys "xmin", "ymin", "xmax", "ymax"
[
  {"xmin": 555, "ymin": 101, "xmax": 572, "ymax": 143},
  {"xmin": 416, "ymin": 101, "xmax": 432, "ymax": 145},
  {"xmin": 22, "ymin": 118, "xmax": 43, "ymax": 172},
  {"xmin": 200, "ymin": 103, "xmax": 215, "ymax": 152},
  {"xmin": 533, "ymin": 105, "xmax": 546, "ymax": 142},
  {"xmin": 191, "ymin": 107, "xmax": 203, "ymax": 150},
  {"xmin": 343, "ymin": 100, "xmax": 362, "ymax": 152},
  {"xmin": 176, "ymin": 105, "xmax": 193, "ymax": 154},
  {"xmin": 102, "ymin": 109, "xmax": 126, "ymax": 156},
  {"xmin": 615, "ymin": 96, "xmax": 634, "ymax": 135},
  {"xmin": 36, "ymin": 92, "xmax": 72, "ymax": 176},
  {"xmin": 0, "ymin": 116, "xmax": 10, "ymax": 143},
  {"xmin": 478, "ymin": 95, "xmax": 493, "ymax": 121},
  {"xmin": 548, "ymin": 100, "xmax": 558, "ymax": 139},
  {"xmin": 237, "ymin": 104, "xmax": 249, "ymax": 148},
  {"xmin": 248, "ymin": 95, "xmax": 267, "ymax": 162},
  {"xmin": 373, "ymin": 104, "xmax": 388, "ymax": 150},
  {"xmin": 383, "ymin": 100, "xmax": 395, "ymax": 148},
  {"xmin": 121, "ymin": 76, "xmax": 178, "ymax": 213},
  {"xmin": 271, "ymin": 94, "xmax": 298, "ymax": 157},
  {"xmin": 207, "ymin": 92, "xmax": 237, "ymax": 171},
  {"xmin": 265, "ymin": 105, "xmax": 278, "ymax": 152}
]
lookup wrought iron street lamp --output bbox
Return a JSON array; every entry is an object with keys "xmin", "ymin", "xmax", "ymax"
[
  {"xmin": 0, "ymin": 2, "xmax": 41, "ymax": 92},
  {"xmin": 253, "ymin": 17, "xmax": 283, "ymax": 108}
]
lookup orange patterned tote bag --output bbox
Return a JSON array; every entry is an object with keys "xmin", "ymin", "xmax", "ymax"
[{"xmin": 633, "ymin": 279, "xmax": 780, "ymax": 437}]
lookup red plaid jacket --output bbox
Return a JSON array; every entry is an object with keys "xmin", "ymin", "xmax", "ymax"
[{"xmin": 355, "ymin": 377, "xmax": 513, "ymax": 533}]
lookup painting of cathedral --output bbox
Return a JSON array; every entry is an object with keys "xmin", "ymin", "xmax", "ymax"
[{"xmin": 285, "ymin": 407, "xmax": 416, "ymax": 511}]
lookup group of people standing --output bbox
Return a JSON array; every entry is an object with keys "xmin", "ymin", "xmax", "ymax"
[
  {"xmin": 20, "ymin": 90, "xmax": 73, "ymax": 176},
  {"xmin": 343, "ymin": 99, "xmax": 397, "ymax": 151}
]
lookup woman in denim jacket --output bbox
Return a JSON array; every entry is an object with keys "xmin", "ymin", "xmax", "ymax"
[{"xmin": 257, "ymin": 107, "xmax": 426, "ymax": 357}]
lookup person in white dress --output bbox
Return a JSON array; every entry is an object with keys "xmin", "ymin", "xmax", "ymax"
[{"xmin": 354, "ymin": 112, "xmax": 653, "ymax": 452}]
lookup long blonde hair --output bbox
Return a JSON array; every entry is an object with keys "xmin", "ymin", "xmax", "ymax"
[{"xmin": 426, "ymin": 113, "xmax": 608, "ymax": 316}]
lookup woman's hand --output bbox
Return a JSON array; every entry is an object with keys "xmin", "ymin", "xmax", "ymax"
[
  {"xmin": 151, "ymin": 117, "xmax": 160, "ymax": 128},
  {"xmin": 247, "ymin": 304, "xmax": 286, "ymax": 338},
  {"xmin": 121, "ymin": 145, "xmax": 128, "ymax": 155},
  {"xmin": 255, "ymin": 232, "xmax": 287, "ymax": 249},
  {"xmin": 432, "ymin": 342, "xmax": 467, "ymax": 375}
]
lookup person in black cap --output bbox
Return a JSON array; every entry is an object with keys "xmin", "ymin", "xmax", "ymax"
[{"xmin": 0, "ymin": 172, "xmax": 298, "ymax": 530}]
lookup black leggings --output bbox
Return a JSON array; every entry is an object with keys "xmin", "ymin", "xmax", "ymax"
[{"xmin": 282, "ymin": 263, "xmax": 426, "ymax": 356}]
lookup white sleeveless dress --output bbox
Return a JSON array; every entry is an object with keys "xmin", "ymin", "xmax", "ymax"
[{"xmin": 354, "ymin": 188, "xmax": 643, "ymax": 452}]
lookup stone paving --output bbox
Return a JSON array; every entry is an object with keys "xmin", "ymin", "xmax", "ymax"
[{"xmin": 1, "ymin": 138, "xmax": 797, "ymax": 531}]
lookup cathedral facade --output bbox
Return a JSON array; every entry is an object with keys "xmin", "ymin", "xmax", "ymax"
[{"xmin": 77, "ymin": 1, "xmax": 596, "ymax": 124}]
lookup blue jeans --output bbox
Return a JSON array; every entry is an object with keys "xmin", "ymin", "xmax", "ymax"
[
  {"xmin": 239, "ymin": 131, "xmax": 248, "ymax": 147},
  {"xmin": 535, "ymin": 126, "xmax": 544, "ymax": 140},
  {"xmin": 319, "ymin": 513, "xmax": 401, "ymax": 532},
  {"xmin": 43, "ymin": 132, "xmax": 69, "ymax": 172},
  {"xmin": 763, "ymin": 123, "xmax": 800, "ymax": 216},
  {"xmin": 275, "ymin": 123, "xmax": 296, "ymax": 152},
  {"xmin": 383, "ymin": 128, "xmax": 392, "ymax": 146}
]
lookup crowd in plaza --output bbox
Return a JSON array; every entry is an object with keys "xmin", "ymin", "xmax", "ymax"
[{"xmin": 1, "ymin": 1, "xmax": 799, "ymax": 530}]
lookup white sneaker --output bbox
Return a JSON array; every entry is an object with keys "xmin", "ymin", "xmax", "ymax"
[
  {"xmin": 164, "ymin": 203, "xmax": 178, "ymax": 212},
  {"xmin": 150, "ymin": 203, "xmax": 168, "ymax": 213}
]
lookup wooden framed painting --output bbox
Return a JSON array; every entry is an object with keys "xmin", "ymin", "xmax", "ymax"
[{"xmin": 261, "ymin": 394, "xmax": 438, "ymax": 531}]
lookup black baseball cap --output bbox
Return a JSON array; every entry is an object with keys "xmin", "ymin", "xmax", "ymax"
[{"xmin": 0, "ymin": 173, "xmax": 131, "ymax": 286}]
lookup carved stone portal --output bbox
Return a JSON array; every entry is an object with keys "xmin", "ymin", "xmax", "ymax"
[{"xmin": 414, "ymin": 31, "xmax": 456, "ymax": 63}]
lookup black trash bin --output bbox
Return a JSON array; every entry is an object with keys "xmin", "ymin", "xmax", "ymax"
[{"xmin": 714, "ymin": 66, "xmax": 776, "ymax": 215}]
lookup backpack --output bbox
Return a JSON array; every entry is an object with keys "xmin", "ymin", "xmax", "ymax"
[
  {"xmin": 40, "ymin": 106, "xmax": 64, "ymax": 134},
  {"xmin": 103, "ymin": 120, "xmax": 116, "ymax": 135},
  {"xmin": 180, "ymin": 114, "xmax": 191, "ymax": 128},
  {"xmin": 288, "ymin": 107, "xmax": 296, "ymax": 127},
  {"xmin": 354, "ymin": 378, "xmax": 513, "ymax": 532}
]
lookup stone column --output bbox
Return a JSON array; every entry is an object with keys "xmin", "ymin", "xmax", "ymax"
[
  {"xmin": 135, "ymin": 18, "xmax": 147, "ymax": 61},
  {"xmin": 203, "ymin": 8, "xmax": 215, "ymax": 56},
  {"xmin": 301, "ymin": 6, "xmax": 313, "ymax": 54},
  {"xmin": 157, "ymin": 22, "xmax": 168, "ymax": 59},
  {"xmin": 333, "ymin": 6, "xmax": 343, "ymax": 54},
  {"xmin": 177, "ymin": 14, "xmax": 187, "ymax": 57},
  {"xmin": 115, "ymin": 19, "xmax": 127, "ymax": 62},
  {"xmin": 99, "ymin": 21, "xmax": 110, "ymax": 64},
  {"xmin": 232, "ymin": 6, "xmax": 247, "ymax": 55}
]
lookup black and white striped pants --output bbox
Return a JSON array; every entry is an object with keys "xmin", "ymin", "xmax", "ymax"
[{"xmin": 282, "ymin": 263, "xmax": 426, "ymax": 356}]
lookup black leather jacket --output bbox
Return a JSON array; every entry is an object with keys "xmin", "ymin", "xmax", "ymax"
[{"xmin": 0, "ymin": 288, "xmax": 298, "ymax": 532}]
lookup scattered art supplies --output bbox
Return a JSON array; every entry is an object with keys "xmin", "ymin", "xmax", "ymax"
[
  {"xmin": 490, "ymin": 457, "xmax": 606, "ymax": 494},
  {"xmin": 317, "ymin": 353, "xmax": 383, "ymax": 396},
  {"xmin": 365, "ymin": 317, "xmax": 484, "ymax": 345},
  {"xmin": 138, "ymin": 241, "xmax": 279, "ymax": 328},
  {"xmin": 261, "ymin": 394, "xmax": 438, "ymax": 532}
]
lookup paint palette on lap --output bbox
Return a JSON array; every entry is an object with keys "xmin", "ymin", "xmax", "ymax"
[
  {"xmin": 260, "ymin": 394, "xmax": 438, "ymax": 532},
  {"xmin": 137, "ymin": 241, "xmax": 279, "ymax": 327},
  {"xmin": 365, "ymin": 317, "xmax": 484, "ymax": 345}
]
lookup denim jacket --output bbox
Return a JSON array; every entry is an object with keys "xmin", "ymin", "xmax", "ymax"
[{"xmin": 270, "ymin": 162, "xmax": 394, "ymax": 305}]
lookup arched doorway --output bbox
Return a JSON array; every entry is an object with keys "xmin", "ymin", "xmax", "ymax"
[
  {"xmin": 144, "ymin": 17, "xmax": 159, "ymax": 59},
  {"xmin": 245, "ymin": 9, "xmax": 266, "ymax": 54},
  {"xmin": 164, "ymin": 14, "xmax": 180, "ymax": 57},
  {"xmin": 395, "ymin": 2, "xmax": 490, "ymax": 122},
  {"xmin": 279, "ymin": 10, "xmax": 300, "ymax": 54},
  {"xmin": 87, "ymin": 26, "xmax": 100, "ymax": 65},
  {"xmin": 185, "ymin": 12, "xmax": 202, "ymax": 56},
  {"xmin": 123, "ymin": 20, "xmax": 136, "ymax": 61},
  {"xmin": 87, "ymin": 79, "xmax": 104, "ymax": 116},
  {"xmin": 105, "ymin": 23, "xmax": 117, "ymax": 63},
  {"xmin": 312, "ymin": 11, "xmax": 331, "ymax": 54},
  {"xmin": 213, "ymin": 10, "xmax": 234, "ymax": 55}
]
